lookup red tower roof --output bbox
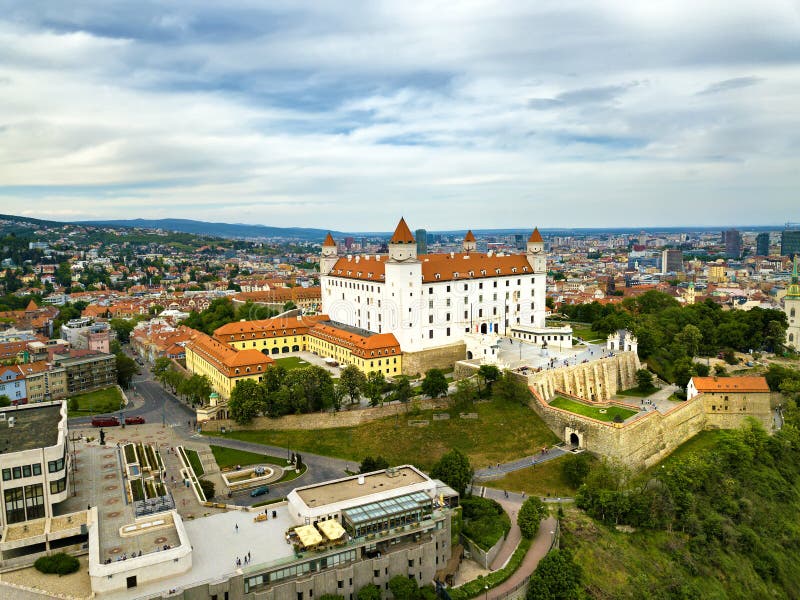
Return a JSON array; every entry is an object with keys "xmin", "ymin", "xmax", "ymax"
[
  {"xmin": 528, "ymin": 228, "xmax": 543, "ymax": 243},
  {"xmin": 464, "ymin": 230, "xmax": 476, "ymax": 242},
  {"xmin": 322, "ymin": 233, "xmax": 336, "ymax": 247},
  {"xmin": 390, "ymin": 218, "xmax": 415, "ymax": 244}
]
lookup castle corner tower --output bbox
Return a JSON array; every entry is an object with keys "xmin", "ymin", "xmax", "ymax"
[
  {"xmin": 388, "ymin": 218, "xmax": 418, "ymax": 263},
  {"xmin": 320, "ymin": 232, "xmax": 338, "ymax": 276},
  {"xmin": 526, "ymin": 227, "xmax": 546, "ymax": 273},
  {"xmin": 463, "ymin": 230, "xmax": 476, "ymax": 253}
]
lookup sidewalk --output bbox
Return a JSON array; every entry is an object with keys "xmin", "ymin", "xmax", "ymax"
[
  {"xmin": 474, "ymin": 447, "xmax": 566, "ymax": 480},
  {"xmin": 488, "ymin": 516, "xmax": 558, "ymax": 600}
]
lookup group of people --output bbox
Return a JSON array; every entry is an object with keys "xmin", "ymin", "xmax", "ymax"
[{"xmin": 236, "ymin": 551, "xmax": 252, "ymax": 567}]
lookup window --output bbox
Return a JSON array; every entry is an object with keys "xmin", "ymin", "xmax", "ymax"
[
  {"xmin": 22, "ymin": 465, "xmax": 31, "ymax": 478},
  {"xmin": 2, "ymin": 469, "xmax": 10, "ymax": 481},
  {"xmin": 12, "ymin": 467, "xmax": 21, "ymax": 479},
  {"xmin": 24, "ymin": 484, "xmax": 44, "ymax": 519},
  {"xmin": 50, "ymin": 477, "xmax": 67, "ymax": 494},
  {"xmin": 4, "ymin": 487, "xmax": 24, "ymax": 524},
  {"xmin": 429, "ymin": 330, "xmax": 434, "ymax": 339}
]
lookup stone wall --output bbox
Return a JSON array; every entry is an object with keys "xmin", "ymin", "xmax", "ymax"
[
  {"xmin": 401, "ymin": 342, "xmax": 466, "ymax": 376},
  {"xmin": 700, "ymin": 391, "xmax": 772, "ymax": 431},
  {"xmin": 453, "ymin": 360, "xmax": 480, "ymax": 380},
  {"xmin": 528, "ymin": 388, "xmax": 708, "ymax": 470},
  {"xmin": 200, "ymin": 398, "xmax": 449, "ymax": 432},
  {"xmin": 528, "ymin": 352, "xmax": 640, "ymax": 402}
]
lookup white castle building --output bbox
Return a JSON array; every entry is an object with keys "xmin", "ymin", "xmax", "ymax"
[
  {"xmin": 785, "ymin": 257, "xmax": 800, "ymax": 351},
  {"xmin": 320, "ymin": 218, "xmax": 548, "ymax": 371}
]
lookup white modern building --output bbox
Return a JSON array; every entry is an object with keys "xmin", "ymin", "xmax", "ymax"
[{"xmin": 320, "ymin": 219, "xmax": 548, "ymax": 369}]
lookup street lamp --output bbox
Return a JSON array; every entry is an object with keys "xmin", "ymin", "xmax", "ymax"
[{"xmin": 484, "ymin": 584, "xmax": 488, "ymax": 600}]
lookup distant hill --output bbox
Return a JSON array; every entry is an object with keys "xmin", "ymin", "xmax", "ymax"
[{"xmin": 80, "ymin": 218, "xmax": 345, "ymax": 241}]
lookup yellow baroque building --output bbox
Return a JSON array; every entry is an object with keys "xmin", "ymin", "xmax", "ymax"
[{"xmin": 185, "ymin": 331, "xmax": 273, "ymax": 399}]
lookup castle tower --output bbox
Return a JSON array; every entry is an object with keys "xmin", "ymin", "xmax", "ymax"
[
  {"xmin": 686, "ymin": 281, "xmax": 696, "ymax": 305},
  {"xmin": 320, "ymin": 232, "xmax": 338, "ymax": 275},
  {"xmin": 388, "ymin": 217, "xmax": 418, "ymax": 263},
  {"xmin": 526, "ymin": 227, "xmax": 546, "ymax": 273},
  {"xmin": 786, "ymin": 256, "xmax": 800, "ymax": 350},
  {"xmin": 463, "ymin": 230, "xmax": 476, "ymax": 253}
]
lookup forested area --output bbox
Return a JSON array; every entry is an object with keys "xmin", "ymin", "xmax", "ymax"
[{"xmin": 560, "ymin": 291, "xmax": 788, "ymax": 386}]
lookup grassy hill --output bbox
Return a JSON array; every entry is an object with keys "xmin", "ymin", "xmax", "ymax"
[{"xmin": 561, "ymin": 422, "xmax": 800, "ymax": 599}]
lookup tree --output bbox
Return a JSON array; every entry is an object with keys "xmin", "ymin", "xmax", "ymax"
[
  {"xmin": 229, "ymin": 379, "xmax": 265, "ymax": 424},
  {"xmin": 109, "ymin": 318, "xmax": 135, "ymax": 344},
  {"xmin": 431, "ymin": 449, "xmax": 473, "ymax": 497},
  {"xmin": 356, "ymin": 585, "xmax": 382, "ymax": 600},
  {"xmin": 360, "ymin": 456, "xmax": 389, "ymax": 474},
  {"xmin": 561, "ymin": 453, "xmax": 591, "ymax": 488},
  {"xmin": 635, "ymin": 369, "xmax": 654, "ymax": 393},
  {"xmin": 451, "ymin": 377, "xmax": 477, "ymax": 410},
  {"xmin": 388, "ymin": 575, "xmax": 418, "ymax": 600},
  {"xmin": 526, "ymin": 549, "xmax": 583, "ymax": 600},
  {"xmin": 492, "ymin": 370, "xmax": 531, "ymax": 404},
  {"xmin": 319, "ymin": 596, "xmax": 345, "ymax": 600},
  {"xmin": 421, "ymin": 368, "xmax": 448, "ymax": 398},
  {"xmin": 115, "ymin": 352, "xmax": 137, "ymax": 388},
  {"xmin": 0, "ymin": 395, "xmax": 11, "ymax": 408},
  {"xmin": 55, "ymin": 262, "xmax": 72, "ymax": 287},
  {"xmin": 674, "ymin": 324, "xmax": 703, "ymax": 357},
  {"xmin": 340, "ymin": 365, "xmax": 367, "ymax": 404},
  {"xmin": 518, "ymin": 497, "xmax": 548, "ymax": 539},
  {"xmin": 392, "ymin": 375, "xmax": 413, "ymax": 406},
  {"xmin": 198, "ymin": 478, "xmax": 215, "ymax": 500},
  {"xmin": 153, "ymin": 357, "xmax": 172, "ymax": 380},
  {"xmin": 477, "ymin": 364, "xmax": 501, "ymax": 394},
  {"xmin": 365, "ymin": 370, "xmax": 386, "ymax": 406}
]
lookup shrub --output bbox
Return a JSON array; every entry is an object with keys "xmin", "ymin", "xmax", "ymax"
[
  {"xmin": 518, "ymin": 497, "xmax": 548, "ymax": 539},
  {"xmin": 199, "ymin": 478, "xmax": 215, "ymax": 499},
  {"xmin": 34, "ymin": 552, "xmax": 80, "ymax": 576}
]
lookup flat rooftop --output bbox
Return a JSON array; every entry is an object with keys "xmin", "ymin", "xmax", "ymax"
[
  {"xmin": 0, "ymin": 403, "xmax": 63, "ymax": 452},
  {"xmin": 297, "ymin": 467, "xmax": 428, "ymax": 507}
]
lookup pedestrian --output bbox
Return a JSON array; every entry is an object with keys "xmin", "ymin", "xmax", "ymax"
[
  {"xmin": 235, "ymin": 523, "xmax": 238, "ymax": 533},
  {"xmin": 248, "ymin": 551, "xmax": 251, "ymax": 561}
]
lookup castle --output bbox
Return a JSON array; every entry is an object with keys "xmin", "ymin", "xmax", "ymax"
[{"xmin": 320, "ymin": 218, "xmax": 548, "ymax": 372}]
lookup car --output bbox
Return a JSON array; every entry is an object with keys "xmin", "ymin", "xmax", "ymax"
[
  {"xmin": 91, "ymin": 416, "xmax": 120, "ymax": 427},
  {"xmin": 125, "ymin": 416, "xmax": 145, "ymax": 425},
  {"xmin": 250, "ymin": 486, "xmax": 269, "ymax": 497}
]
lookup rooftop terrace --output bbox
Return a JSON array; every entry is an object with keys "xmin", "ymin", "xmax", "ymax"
[
  {"xmin": 296, "ymin": 466, "xmax": 428, "ymax": 507},
  {"xmin": 0, "ymin": 403, "xmax": 63, "ymax": 452}
]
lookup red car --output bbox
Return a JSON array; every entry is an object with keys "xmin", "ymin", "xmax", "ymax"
[
  {"xmin": 91, "ymin": 416, "xmax": 120, "ymax": 427},
  {"xmin": 125, "ymin": 416, "xmax": 145, "ymax": 425}
]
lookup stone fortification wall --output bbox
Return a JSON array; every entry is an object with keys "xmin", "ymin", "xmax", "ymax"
[
  {"xmin": 529, "ymin": 352, "xmax": 640, "ymax": 402},
  {"xmin": 200, "ymin": 398, "xmax": 449, "ymax": 432},
  {"xmin": 700, "ymin": 392, "xmax": 773, "ymax": 431},
  {"xmin": 402, "ymin": 343, "xmax": 466, "ymax": 376},
  {"xmin": 528, "ymin": 388, "xmax": 708, "ymax": 470}
]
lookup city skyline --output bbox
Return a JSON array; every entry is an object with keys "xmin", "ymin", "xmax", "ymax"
[{"xmin": 0, "ymin": 1, "xmax": 799, "ymax": 229}]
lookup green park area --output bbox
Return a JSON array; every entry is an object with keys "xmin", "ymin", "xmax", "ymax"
[
  {"xmin": 208, "ymin": 445, "xmax": 305, "ymax": 484},
  {"xmin": 484, "ymin": 454, "xmax": 593, "ymax": 498},
  {"xmin": 616, "ymin": 387, "xmax": 652, "ymax": 398},
  {"xmin": 274, "ymin": 356, "xmax": 311, "ymax": 370},
  {"xmin": 67, "ymin": 386, "xmax": 123, "ymax": 417},
  {"xmin": 549, "ymin": 396, "xmax": 637, "ymax": 422},
  {"xmin": 206, "ymin": 401, "xmax": 559, "ymax": 470}
]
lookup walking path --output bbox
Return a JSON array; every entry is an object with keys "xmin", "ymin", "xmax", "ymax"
[
  {"xmin": 473, "ymin": 446, "xmax": 568, "ymax": 480},
  {"xmin": 487, "ymin": 516, "xmax": 558, "ymax": 600}
]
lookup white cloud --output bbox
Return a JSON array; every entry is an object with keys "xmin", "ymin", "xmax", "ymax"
[{"xmin": 0, "ymin": 1, "xmax": 798, "ymax": 230}]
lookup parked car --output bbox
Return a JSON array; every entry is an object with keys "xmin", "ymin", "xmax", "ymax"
[
  {"xmin": 250, "ymin": 486, "xmax": 269, "ymax": 497},
  {"xmin": 125, "ymin": 416, "xmax": 145, "ymax": 425},
  {"xmin": 91, "ymin": 416, "xmax": 120, "ymax": 427}
]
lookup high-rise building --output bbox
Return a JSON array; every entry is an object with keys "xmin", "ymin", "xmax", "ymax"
[
  {"xmin": 756, "ymin": 232, "xmax": 770, "ymax": 257},
  {"xmin": 722, "ymin": 229, "xmax": 742, "ymax": 259},
  {"xmin": 415, "ymin": 228, "xmax": 427, "ymax": 255},
  {"xmin": 661, "ymin": 249, "xmax": 683, "ymax": 274},
  {"xmin": 781, "ymin": 225, "xmax": 800, "ymax": 257}
]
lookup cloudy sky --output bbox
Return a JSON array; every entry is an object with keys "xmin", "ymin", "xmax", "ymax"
[{"xmin": 0, "ymin": 1, "xmax": 798, "ymax": 231}]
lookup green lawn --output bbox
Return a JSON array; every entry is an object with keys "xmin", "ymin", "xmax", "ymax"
[
  {"xmin": 184, "ymin": 448, "xmax": 205, "ymax": 476},
  {"xmin": 274, "ymin": 356, "xmax": 311, "ymax": 370},
  {"xmin": 204, "ymin": 401, "xmax": 559, "ymax": 470},
  {"xmin": 67, "ymin": 387, "xmax": 123, "ymax": 417},
  {"xmin": 549, "ymin": 397, "xmax": 637, "ymax": 422},
  {"xmin": 484, "ymin": 454, "xmax": 593, "ymax": 498}
]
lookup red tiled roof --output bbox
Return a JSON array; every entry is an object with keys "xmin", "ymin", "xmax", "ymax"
[
  {"xmin": 390, "ymin": 218, "xmax": 415, "ymax": 244},
  {"xmin": 328, "ymin": 252, "xmax": 533, "ymax": 283},
  {"xmin": 464, "ymin": 230, "xmax": 476, "ymax": 242},
  {"xmin": 323, "ymin": 233, "xmax": 336, "ymax": 247},
  {"xmin": 692, "ymin": 376, "xmax": 770, "ymax": 393},
  {"xmin": 528, "ymin": 228, "xmax": 543, "ymax": 243}
]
